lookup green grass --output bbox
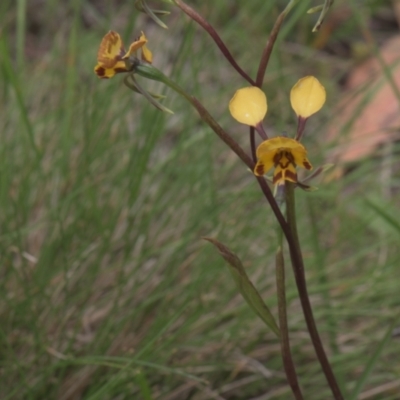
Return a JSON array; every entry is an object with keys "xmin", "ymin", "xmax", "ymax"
[{"xmin": 1, "ymin": 0, "xmax": 400, "ymax": 399}]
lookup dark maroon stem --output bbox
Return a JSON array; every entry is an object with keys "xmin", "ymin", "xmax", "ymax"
[
  {"xmin": 174, "ymin": 0, "xmax": 256, "ymax": 86},
  {"xmin": 250, "ymin": 127, "xmax": 257, "ymax": 163},
  {"xmin": 285, "ymin": 182, "xmax": 344, "ymax": 400},
  {"xmin": 295, "ymin": 117, "xmax": 307, "ymax": 141},
  {"xmin": 256, "ymin": 10, "xmax": 286, "ymax": 87},
  {"xmin": 276, "ymin": 247, "xmax": 304, "ymax": 400},
  {"xmin": 255, "ymin": 122, "xmax": 268, "ymax": 140}
]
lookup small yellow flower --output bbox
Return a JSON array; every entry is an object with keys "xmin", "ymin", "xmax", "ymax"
[
  {"xmin": 290, "ymin": 76, "xmax": 326, "ymax": 118},
  {"xmin": 229, "ymin": 87, "xmax": 267, "ymax": 127},
  {"xmin": 94, "ymin": 31, "xmax": 152, "ymax": 79},
  {"xmin": 254, "ymin": 137, "xmax": 312, "ymax": 185}
]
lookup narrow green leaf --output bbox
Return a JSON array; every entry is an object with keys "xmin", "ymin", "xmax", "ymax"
[
  {"xmin": 204, "ymin": 237, "xmax": 280, "ymax": 337},
  {"xmin": 142, "ymin": 0, "xmax": 169, "ymax": 29},
  {"xmin": 311, "ymin": 0, "xmax": 334, "ymax": 32},
  {"xmin": 124, "ymin": 74, "xmax": 174, "ymax": 114}
]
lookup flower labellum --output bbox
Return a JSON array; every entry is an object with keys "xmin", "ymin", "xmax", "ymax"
[
  {"xmin": 290, "ymin": 76, "xmax": 326, "ymax": 119},
  {"xmin": 229, "ymin": 87, "xmax": 267, "ymax": 127}
]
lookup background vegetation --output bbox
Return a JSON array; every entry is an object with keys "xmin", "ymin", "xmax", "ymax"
[{"xmin": 1, "ymin": 0, "xmax": 399, "ymax": 399}]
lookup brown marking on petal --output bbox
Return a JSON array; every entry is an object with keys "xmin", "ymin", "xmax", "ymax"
[
  {"xmin": 254, "ymin": 162, "xmax": 265, "ymax": 176},
  {"xmin": 114, "ymin": 67, "xmax": 128, "ymax": 73},
  {"xmin": 275, "ymin": 151, "xmax": 296, "ymax": 169},
  {"xmin": 278, "ymin": 160, "xmax": 291, "ymax": 169},
  {"xmin": 303, "ymin": 160, "xmax": 312, "ymax": 170},
  {"xmin": 273, "ymin": 170, "xmax": 283, "ymax": 184},
  {"xmin": 95, "ymin": 66, "xmax": 106, "ymax": 77},
  {"xmin": 285, "ymin": 169, "xmax": 298, "ymax": 182},
  {"xmin": 286, "ymin": 151, "xmax": 295, "ymax": 164},
  {"xmin": 273, "ymin": 151, "xmax": 282, "ymax": 166}
]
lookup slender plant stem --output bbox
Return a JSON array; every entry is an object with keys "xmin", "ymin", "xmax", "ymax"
[
  {"xmin": 250, "ymin": 127, "xmax": 257, "ymax": 163},
  {"xmin": 276, "ymin": 245, "xmax": 304, "ymax": 400},
  {"xmin": 255, "ymin": 0, "xmax": 299, "ymax": 87},
  {"xmin": 285, "ymin": 182, "xmax": 344, "ymax": 400},
  {"xmin": 174, "ymin": 0, "xmax": 256, "ymax": 85},
  {"xmin": 295, "ymin": 117, "xmax": 307, "ymax": 141}
]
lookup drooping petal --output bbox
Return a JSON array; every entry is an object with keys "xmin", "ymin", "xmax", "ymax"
[
  {"xmin": 229, "ymin": 87, "xmax": 268, "ymax": 127},
  {"xmin": 254, "ymin": 158, "xmax": 274, "ymax": 176},
  {"xmin": 291, "ymin": 146, "xmax": 313, "ymax": 170},
  {"xmin": 290, "ymin": 76, "xmax": 326, "ymax": 118},
  {"xmin": 253, "ymin": 139, "xmax": 277, "ymax": 176},
  {"xmin": 141, "ymin": 43, "xmax": 153, "ymax": 63}
]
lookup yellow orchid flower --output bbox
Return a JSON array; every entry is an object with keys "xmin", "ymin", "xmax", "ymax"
[
  {"xmin": 254, "ymin": 137, "xmax": 312, "ymax": 185},
  {"xmin": 94, "ymin": 31, "xmax": 152, "ymax": 79}
]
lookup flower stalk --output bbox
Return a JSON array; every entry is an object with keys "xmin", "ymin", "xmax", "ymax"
[
  {"xmin": 285, "ymin": 182, "xmax": 344, "ymax": 400},
  {"xmin": 173, "ymin": 0, "xmax": 256, "ymax": 85},
  {"xmin": 276, "ymin": 245, "xmax": 304, "ymax": 400},
  {"xmin": 256, "ymin": 0, "xmax": 300, "ymax": 87}
]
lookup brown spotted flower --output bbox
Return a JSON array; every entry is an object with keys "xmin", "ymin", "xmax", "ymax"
[
  {"xmin": 94, "ymin": 31, "xmax": 152, "ymax": 79},
  {"xmin": 253, "ymin": 137, "xmax": 312, "ymax": 185}
]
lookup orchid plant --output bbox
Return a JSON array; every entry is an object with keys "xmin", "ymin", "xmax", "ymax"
[{"xmin": 93, "ymin": 1, "xmax": 342, "ymax": 399}]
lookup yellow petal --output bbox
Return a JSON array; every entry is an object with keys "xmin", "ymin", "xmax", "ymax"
[
  {"xmin": 122, "ymin": 32, "xmax": 146, "ymax": 57},
  {"xmin": 141, "ymin": 43, "xmax": 153, "ymax": 63},
  {"xmin": 254, "ymin": 159, "xmax": 274, "ymax": 176},
  {"xmin": 291, "ymin": 147, "xmax": 313, "ymax": 171},
  {"xmin": 290, "ymin": 76, "xmax": 326, "ymax": 118},
  {"xmin": 253, "ymin": 146, "xmax": 276, "ymax": 177},
  {"xmin": 229, "ymin": 87, "xmax": 267, "ymax": 126},
  {"xmin": 256, "ymin": 137, "xmax": 304, "ymax": 157},
  {"xmin": 138, "ymin": 32, "xmax": 152, "ymax": 63},
  {"xmin": 96, "ymin": 31, "xmax": 126, "ymax": 69},
  {"xmin": 123, "ymin": 40, "xmax": 146, "ymax": 58}
]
